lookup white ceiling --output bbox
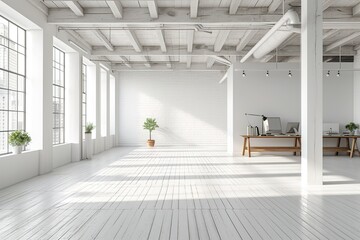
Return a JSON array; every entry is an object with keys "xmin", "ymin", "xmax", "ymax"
[{"xmin": 31, "ymin": 0, "xmax": 360, "ymax": 71}]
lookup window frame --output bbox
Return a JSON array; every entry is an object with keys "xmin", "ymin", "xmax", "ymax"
[
  {"xmin": 52, "ymin": 47, "xmax": 65, "ymax": 145},
  {"xmin": 0, "ymin": 15, "xmax": 26, "ymax": 155}
]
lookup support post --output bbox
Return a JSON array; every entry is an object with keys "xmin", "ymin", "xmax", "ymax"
[{"xmin": 301, "ymin": 0, "xmax": 323, "ymax": 185}]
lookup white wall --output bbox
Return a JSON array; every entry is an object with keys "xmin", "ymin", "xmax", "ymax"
[{"xmin": 118, "ymin": 71, "xmax": 227, "ymax": 146}]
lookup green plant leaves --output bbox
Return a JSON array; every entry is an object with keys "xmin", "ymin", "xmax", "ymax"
[{"xmin": 9, "ymin": 130, "xmax": 31, "ymax": 146}]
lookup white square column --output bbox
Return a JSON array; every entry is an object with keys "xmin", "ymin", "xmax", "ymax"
[
  {"xmin": 227, "ymin": 64, "xmax": 242, "ymax": 155},
  {"xmin": 301, "ymin": 0, "xmax": 323, "ymax": 185}
]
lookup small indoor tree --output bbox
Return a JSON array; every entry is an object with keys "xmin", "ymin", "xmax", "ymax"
[
  {"xmin": 143, "ymin": 118, "xmax": 159, "ymax": 147},
  {"xmin": 84, "ymin": 123, "xmax": 95, "ymax": 159}
]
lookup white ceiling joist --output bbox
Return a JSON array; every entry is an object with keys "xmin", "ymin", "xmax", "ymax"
[
  {"xmin": 125, "ymin": 30, "xmax": 143, "ymax": 52},
  {"xmin": 206, "ymin": 57, "xmax": 216, "ymax": 68},
  {"xmin": 112, "ymin": 63, "xmax": 227, "ymax": 72},
  {"xmin": 353, "ymin": 3, "xmax": 360, "ymax": 16},
  {"xmin": 323, "ymin": 29, "xmax": 339, "ymax": 40},
  {"xmin": 65, "ymin": 30, "xmax": 92, "ymax": 51},
  {"xmin": 93, "ymin": 29, "xmax": 114, "ymax": 51},
  {"xmin": 323, "ymin": 0, "xmax": 333, "ymax": 11},
  {"xmin": 156, "ymin": 29, "xmax": 167, "ymax": 52},
  {"xmin": 190, "ymin": 0, "xmax": 199, "ymax": 18},
  {"xmin": 28, "ymin": 0, "xmax": 48, "ymax": 16},
  {"xmin": 229, "ymin": 0, "xmax": 242, "ymax": 15},
  {"xmin": 91, "ymin": 45, "xmax": 355, "ymax": 57},
  {"xmin": 118, "ymin": 56, "xmax": 132, "ymax": 68},
  {"xmin": 47, "ymin": 8, "xmax": 281, "ymax": 25},
  {"xmin": 63, "ymin": 1, "xmax": 84, "ymax": 16},
  {"xmin": 186, "ymin": 56, "xmax": 192, "ymax": 69},
  {"xmin": 268, "ymin": 0, "xmax": 282, "ymax": 13},
  {"xmin": 147, "ymin": 1, "xmax": 159, "ymax": 19},
  {"xmin": 236, "ymin": 30, "xmax": 258, "ymax": 52},
  {"xmin": 187, "ymin": 30, "xmax": 194, "ymax": 53},
  {"xmin": 325, "ymin": 32, "xmax": 360, "ymax": 52},
  {"xmin": 214, "ymin": 30, "xmax": 231, "ymax": 52},
  {"xmin": 106, "ymin": 1, "xmax": 123, "ymax": 18}
]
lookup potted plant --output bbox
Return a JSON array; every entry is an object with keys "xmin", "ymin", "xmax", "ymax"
[
  {"xmin": 9, "ymin": 130, "xmax": 31, "ymax": 154},
  {"xmin": 143, "ymin": 118, "xmax": 159, "ymax": 147},
  {"xmin": 84, "ymin": 123, "xmax": 95, "ymax": 159},
  {"xmin": 345, "ymin": 122, "xmax": 359, "ymax": 135}
]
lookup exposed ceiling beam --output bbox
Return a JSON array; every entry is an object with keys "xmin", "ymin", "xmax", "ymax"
[
  {"xmin": 214, "ymin": 30, "xmax": 231, "ymax": 52},
  {"xmin": 156, "ymin": 29, "xmax": 167, "ymax": 52},
  {"xmin": 124, "ymin": 30, "xmax": 143, "ymax": 52},
  {"xmin": 28, "ymin": 0, "xmax": 48, "ymax": 16},
  {"xmin": 206, "ymin": 57, "xmax": 216, "ymax": 68},
  {"xmin": 147, "ymin": 0, "xmax": 159, "ymax": 19},
  {"xmin": 48, "ymin": 8, "xmax": 360, "ymax": 29},
  {"xmin": 65, "ymin": 30, "xmax": 92, "ymax": 51},
  {"xmin": 63, "ymin": 1, "xmax": 84, "ymax": 16},
  {"xmin": 353, "ymin": 3, "xmax": 360, "ymax": 16},
  {"xmin": 187, "ymin": 30, "xmax": 194, "ymax": 53},
  {"xmin": 323, "ymin": 0, "xmax": 333, "ymax": 11},
  {"xmin": 93, "ymin": 29, "xmax": 114, "ymax": 51},
  {"xmin": 325, "ymin": 32, "xmax": 360, "ymax": 52},
  {"xmin": 91, "ymin": 45, "xmax": 356, "ymax": 57},
  {"xmin": 166, "ymin": 56, "xmax": 172, "ymax": 69},
  {"xmin": 268, "ymin": 0, "xmax": 282, "ymax": 13},
  {"xmin": 210, "ymin": 56, "xmax": 232, "ymax": 66},
  {"xmin": 112, "ymin": 63, "xmax": 227, "ymax": 72},
  {"xmin": 118, "ymin": 56, "xmax": 132, "ymax": 68},
  {"xmin": 48, "ymin": 8, "xmax": 281, "ymax": 25},
  {"xmin": 236, "ymin": 30, "xmax": 258, "ymax": 52},
  {"xmin": 229, "ymin": 0, "xmax": 242, "ymax": 15},
  {"xmin": 106, "ymin": 1, "xmax": 123, "ymax": 18},
  {"xmin": 323, "ymin": 29, "xmax": 339, "ymax": 40},
  {"xmin": 143, "ymin": 56, "xmax": 151, "ymax": 68},
  {"xmin": 186, "ymin": 56, "xmax": 192, "ymax": 69},
  {"xmin": 190, "ymin": 0, "xmax": 199, "ymax": 18}
]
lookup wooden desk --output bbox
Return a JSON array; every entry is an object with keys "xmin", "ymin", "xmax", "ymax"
[{"xmin": 242, "ymin": 135, "xmax": 360, "ymax": 158}]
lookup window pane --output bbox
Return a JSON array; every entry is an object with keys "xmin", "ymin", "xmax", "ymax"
[
  {"xmin": 9, "ymin": 49, "xmax": 17, "ymax": 73},
  {"xmin": 0, "ymin": 17, "xmax": 8, "ymax": 38},
  {"xmin": 0, "ymin": 111, "xmax": 8, "ymax": 131},
  {"xmin": 18, "ymin": 92, "xmax": 24, "ymax": 111},
  {"xmin": 0, "ymin": 70, "xmax": 8, "ymax": 88},
  {"xmin": 9, "ymin": 73, "xmax": 16, "ymax": 90},
  {"xmin": 9, "ymin": 90, "xmax": 17, "ymax": 111},
  {"xmin": 53, "ymin": 47, "xmax": 65, "ymax": 145},
  {"xmin": 0, "ymin": 45, "xmax": 8, "ymax": 70},
  {"xmin": 0, "ymin": 132, "xmax": 8, "ymax": 154},
  {"xmin": 18, "ymin": 28, "xmax": 25, "ymax": 46},
  {"xmin": 18, "ymin": 76, "xmax": 24, "ymax": 92},
  {"xmin": 0, "ymin": 89, "xmax": 8, "ymax": 110},
  {"xmin": 9, "ymin": 111, "xmax": 17, "ymax": 130},
  {"xmin": 18, "ymin": 112, "xmax": 24, "ymax": 130},
  {"xmin": 18, "ymin": 53, "xmax": 25, "ymax": 75},
  {"xmin": 9, "ymin": 23, "xmax": 17, "ymax": 42}
]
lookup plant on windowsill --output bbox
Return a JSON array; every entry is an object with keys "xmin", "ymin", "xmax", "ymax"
[
  {"xmin": 9, "ymin": 130, "xmax": 31, "ymax": 154},
  {"xmin": 345, "ymin": 122, "xmax": 359, "ymax": 135},
  {"xmin": 143, "ymin": 118, "xmax": 159, "ymax": 147},
  {"xmin": 84, "ymin": 123, "xmax": 95, "ymax": 159}
]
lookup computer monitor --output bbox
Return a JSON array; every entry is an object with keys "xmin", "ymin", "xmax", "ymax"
[
  {"xmin": 286, "ymin": 122, "xmax": 300, "ymax": 134},
  {"xmin": 264, "ymin": 117, "xmax": 282, "ymax": 134}
]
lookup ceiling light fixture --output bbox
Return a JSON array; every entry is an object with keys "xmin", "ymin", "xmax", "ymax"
[
  {"xmin": 326, "ymin": 70, "xmax": 330, "ymax": 77},
  {"xmin": 337, "ymin": 70, "xmax": 340, "ymax": 77},
  {"xmin": 266, "ymin": 70, "xmax": 269, "ymax": 77},
  {"xmin": 242, "ymin": 70, "xmax": 246, "ymax": 77},
  {"xmin": 288, "ymin": 70, "xmax": 292, "ymax": 78}
]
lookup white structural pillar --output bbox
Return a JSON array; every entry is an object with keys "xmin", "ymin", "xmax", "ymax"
[
  {"xmin": 106, "ymin": 71, "xmax": 111, "ymax": 150},
  {"xmin": 95, "ymin": 63, "xmax": 102, "ymax": 153},
  {"xmin": 227, "ymin": 64, "xmax": 242, "ymax": 155},
  {"xmin": 65, "ymin": 52, "xmax": 82, "ymax": 162},
  {"xmin": 354, "ymin": 52, "xmax": 360, "ymax": 122},
  {"xmin": 115, "ymin": 72, "xmax": 120, "ymax": 146},
  {"xmin": 301, "ymin": 0, "xmax": 323, "ymax": 185}
]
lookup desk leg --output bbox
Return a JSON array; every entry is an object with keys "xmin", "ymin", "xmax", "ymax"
[
  {"xmin": 247, "ymin": 137, "xmax": 251, "ymax": 158},
  {"xmin": 346, "ymin": 138, "xmax": 350, "ymax": 156},
  {"xmin": 293, "ymin": 138, "xmax": 297, "ymax": 156},
  {"xmin": 350, "ymin": 138, "xmax": 357, "ymax": 158},
  {"xmin": 336, "ymin": 137, "xmax": 341, "ymax": 156},
  {"xmin": 242, "ymin": 138, "xmax": 247, "ymax": 156}
]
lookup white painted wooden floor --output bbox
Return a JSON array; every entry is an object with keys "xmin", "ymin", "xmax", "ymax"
[{"xmin": 1, "ymin": 146, "xmax": 360, "ymax": 240}]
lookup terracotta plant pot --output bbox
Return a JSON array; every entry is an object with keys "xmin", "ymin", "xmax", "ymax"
[{"xmin": 147, "ymin": 140, "xmax": 155, "ymax": 147}]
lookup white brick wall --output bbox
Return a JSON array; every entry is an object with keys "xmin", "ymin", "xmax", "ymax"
[{"xmin": 118, "ymin": 71, "xmax": 227, "ymax": 146}]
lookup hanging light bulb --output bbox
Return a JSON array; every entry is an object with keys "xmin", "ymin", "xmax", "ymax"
[
  {"xmin": 266, "ymin": 70, "xmax": 269, "ymax": 77},
  {"xmin": 242, "ymin": 70, "xmax": 246, "ymax": 77},
  {"xmin": 326, "ymin": 70, "xmax": 330, "ymax": 77},
  {"xmin": 337, "ymin": 70, "xmax": 340, "ymax": 77},
  {"xmin": 288, "ymin": 70, "xmax": 292, "ymax": 78}
]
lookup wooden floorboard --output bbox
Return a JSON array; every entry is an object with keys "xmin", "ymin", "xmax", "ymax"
[{"xmin": 0, "ymin": 146, "xmax": 360, "ymax": 239}]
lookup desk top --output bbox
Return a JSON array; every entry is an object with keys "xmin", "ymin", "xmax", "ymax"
[{"xmin": 242, "ymin": 135, "xmax": 360, "ymax": 138}]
